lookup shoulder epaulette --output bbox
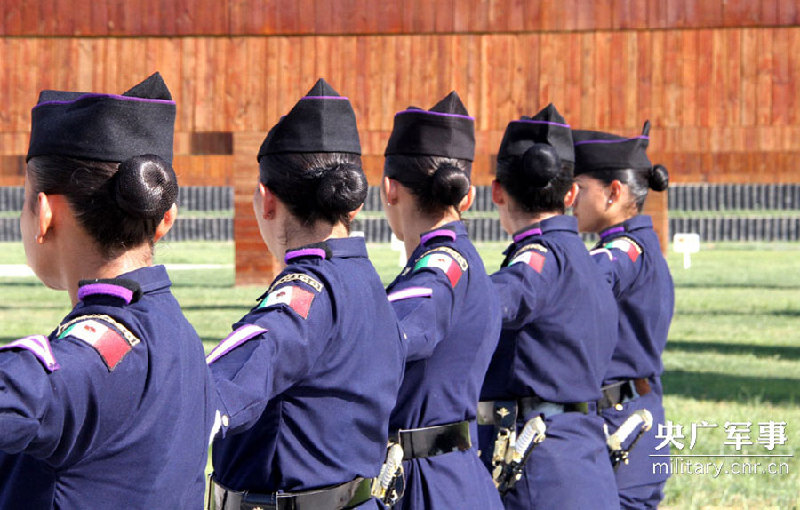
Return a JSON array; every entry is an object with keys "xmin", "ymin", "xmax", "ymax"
[{"xmin": 57, "ymin": 315, "xmax": 140, "ymax": 371}]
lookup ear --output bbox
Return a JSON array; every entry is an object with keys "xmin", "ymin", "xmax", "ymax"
[
  {"xmin": 458, "ymin": 185, "xmax": 475, "ymax": 212},
  {"xmin": 153, "ymin": 203, "xmax": 178, "ymax": 242},
  {"xmin": 36, "ymin": 192, "xmax": 54, "ymax": 242},
  {"xmin": 491, "ymin": 179, "xmax": 506, "ymax": 206},
  {"xmin": 563, "ymin": 182, "xmax": 579, "ymax": 208},
  {"xmin": 347, "ymin": 203, "xmax": 364, "ymax": 223},
  {"xmin": 382, "ymin": 176, "xmax": 398, "ymax": 206},
  {"xmin": 259, "ymin": 182, "xmax": 278, "ymax": 220},
  {"xmin": 608, "ymin": 179, "xmax": 624, "ymax": 206}
]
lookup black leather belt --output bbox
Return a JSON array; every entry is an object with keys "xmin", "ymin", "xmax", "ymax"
[
  {"xmin": 392, "ymin": 420, "xmax": 472, "ymax": 461},
  {"xmin": 209, "ymin": 476, "xmax": 372, "ymax": 510},
  {"xmin": 478, "ymin": 396, "xmax": 590, "ymax": 425},
  {"xmin": 597, "ymin": 378, "xmax": 652, "ymax": 411}
]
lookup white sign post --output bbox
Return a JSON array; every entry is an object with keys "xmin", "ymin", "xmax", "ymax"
[{"xmin": 673, "ymin": 233, "xmax": 700, "ymax": 269}]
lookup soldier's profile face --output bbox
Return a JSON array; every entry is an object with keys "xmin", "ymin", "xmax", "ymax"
[{"xmin": 573, "ymin": 175, "xmax": 610, "ymax": 234}]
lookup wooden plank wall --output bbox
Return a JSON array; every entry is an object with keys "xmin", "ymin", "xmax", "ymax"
[
  {"xmin": 2, "ymin": 1, "xmax": 799, "ymax": 283},
  {"xmin": 3, "ymin": 30, "xmax": 800, "ymax": 186}
]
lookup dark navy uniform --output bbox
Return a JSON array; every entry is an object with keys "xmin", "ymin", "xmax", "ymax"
[
  {"xmin": 208, "ymin": 237, "xmax": 405, "ymax": 509},
  {"xmin": 0, "ymin": 265, "xmax": 215, "ymax": 509},
  {"xmin": 591, "ymin": 215, "xmax": 674, "ymax": 509},
  {"xmin": 386, "ymin": 221, "xmax": 503, "ymax": 509},
  {"xmin": 480, "ymin": 215, "xmax": 620, "ymax": 509}
]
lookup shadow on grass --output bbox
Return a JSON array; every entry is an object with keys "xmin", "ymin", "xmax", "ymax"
[
  {"xmin": 667, "ymin": 340, "xmax": 800, "ymax": 361},
  {"xmin": 663, "ymin": 370, "xmax": 799, "ymax": 405},
  {"xmin": 676, "ymin": 309, "xmax": 800, "ymax": 317},
  {"xmin": 674, "ymin": 282, "xmax": 800, "ymax": 290}
]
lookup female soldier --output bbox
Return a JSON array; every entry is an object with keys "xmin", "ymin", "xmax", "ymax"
[
  {"xmin": 381, "ymin": 91, "xmax": 503, "ymax": 509},
  {"xmin": 206, "ymin": 79, "xmax": 405, "ymax": 510},
  {"xmin": 0, "ymin": 73, "xmax": 215, "ymax": 508},
  {"xmin": 572, "ymin": 122, "xmax": 673, "ymax": 509},
  {"xmin": 478, "ymin": 104, "xmax": 619, "ymax": 509}
]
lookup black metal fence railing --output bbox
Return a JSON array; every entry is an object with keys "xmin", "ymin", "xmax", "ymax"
[{"xmin": 2, "ymin": 185, "xmax": 799, "ymax": 242}]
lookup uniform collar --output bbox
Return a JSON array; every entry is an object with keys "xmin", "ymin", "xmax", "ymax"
[
  {"xmin": 419, "ymin": 221, "xmax": 466, "ymax": 246},
  {"xmin": 326, "ymin": 236, "xmax": 369, "ymax": 259},
  {"xmin": 119, "ymin": 265, "xmax": 173, "ymax": 294},
  {"xmin": 599, "ymin": 215, "xmax": 652, "ymax": 241},
  {"xmin": 511, "ymin": 215, "xmax": 577, "ymax": 244},
  {"xmin": 78, "ymin": 265, "xmax": 172, "ymax": 305},
  {"xmin": 285, "ymin": 237, "xmax": 369, "ymax": 263}
]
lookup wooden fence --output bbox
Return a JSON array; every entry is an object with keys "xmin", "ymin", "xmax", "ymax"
[{"xmin": 2, "ymin": 1, "xmax": 798, "ymax": 282}]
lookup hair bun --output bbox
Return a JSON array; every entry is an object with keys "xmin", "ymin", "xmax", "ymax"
[
  {"xmin": 315, "ymin": 163, "xmax": 368, "ymax": 213},
  {"xmin": 113, "ymin": 154, "xmax": 178, "ymax": 219},
  {"xmin": 431, "ymin": 163, "xmax": 470, "ymax": 207},
  {"xmin": 648, "ymin": 164, "xmax": 669, "ymax": 192},
  {"xmin": 522, "ymin": 143, "xmax": 561, "ymax": 188}
]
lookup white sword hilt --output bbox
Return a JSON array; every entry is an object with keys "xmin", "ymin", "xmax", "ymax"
[{"xmin": 607, "ymin": 409, "xmax": 653, "ymax": 451}]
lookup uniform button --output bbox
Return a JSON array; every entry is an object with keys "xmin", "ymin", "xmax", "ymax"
[
  {"xmin": 222, "ymin": 415, "xmax": 230, "ymax": 427},
  {"xmin": 615, "ymin": 403, "xmax": 624, "ymax": 411}
]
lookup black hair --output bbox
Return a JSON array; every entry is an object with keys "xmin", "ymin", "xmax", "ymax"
[
  {"xmin": 259, "ymin": 152, "xmax": 367, "ymax": 229},
  {"xmin": 384, "ymin": 155, "xmax": 471, "ymax": 215},
  {"xmin": 27, "ymin": 154, "xmax": 178, "ymax": 258},
  {"xmin": 496, "ymin": 144, "xmax": 574, "ymax": 215},
  {"xmin": 584, "ymin": 164, "xmax": 669, "ymax": 212}
]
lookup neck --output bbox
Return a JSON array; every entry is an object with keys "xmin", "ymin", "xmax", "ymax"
[
  {"xmin": 65, "ymin": 244, "xmax": 152, "ymax": 306},
  {"xmin": 596, "ymin": 211, "xmax": 636, "ymax": 234},
  {"xmin": 274, "ymin": 221, "xmax": 349, "ymax": 271},
  {"xmin": 506, "ymin": 211, "xmax": 559, "ymax": 237},
  {"xmin": 401, "ymin": 210, "xmax": 460, "ymax": 258}
]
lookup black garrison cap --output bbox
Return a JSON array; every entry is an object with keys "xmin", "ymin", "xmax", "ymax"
[
  {"xmin": 498, "ymin": 103, "xmax": 574, "ymax": 163},
  {"xmin": 572, "ymin": 121, "xmax": 653, "ymax": 175},
  {"xmin": 384, "ymin": 91, "xmax": 475, "ymax": 161},
  {"xmin": 27, "ymin": 72, "xmax": 176, "ymax": 164},
  {"xmin": 258, "ymin": 78, "xmax": 361, "ymax": 159}
]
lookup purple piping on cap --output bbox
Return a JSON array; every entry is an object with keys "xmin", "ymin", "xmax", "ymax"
[
  {"xmin": 78, "ymin": 283, "xmax": 133, "ymax": 304},
  {"xmin": 33, "ymin": 93, "xmax": 176, "ymax": 109},
  {"xmin": 395, "ymin": 109, "xmax": 475, "ymax": 121},
  {"xmin": 388, "ymin": 287, "xmax": 434, "ymax": 302},
  {"xmin": 284, "ymin": 248, "xmax": 327, "ymax": 263},
  {"xmin": 206, "ymin": 324, "xmax": 268, "ymax": 364},
  {"xmin": 600, "ymin": 226, "xmax": 626, "ymax": 239},
  {"xmin": 301, "ymin": 96, "xmax": 350, "ymax": 101},
  {"xmin": 574, "ymin": 136, "xmax": 649, "ymax": 146},
  {"xmin": 511, "ymin": 119, "xmax": 570, "ymax": 129},
  {"xmin": 420, "ymin": 229, "xmax": 457, "ymax": 245},
  {"xmin": 513, "ymin": 228, "xmax": 543, "ymax": 243},
  {"xmin": 0, "ymin": 335, "xmax": 60, "ymax": 372}
]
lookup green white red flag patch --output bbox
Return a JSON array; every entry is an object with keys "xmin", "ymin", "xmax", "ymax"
[
  {"xmin": 604, "ymin": 238, "xmax": 642, "ymax": 262},
  {"xmin": 260, "ymin": 285, "xmax": 315, "ymax": 319},
  {"xmin": 60, "ymin": 319, "xmax": 133, "ymax": 370},
  {"xmin": 510, "ymin": 250, "xmax": 546, "ymax": 273},
  {"xmin": 414, "ymin": 252, "xmax": 463, "ymax": 286}
]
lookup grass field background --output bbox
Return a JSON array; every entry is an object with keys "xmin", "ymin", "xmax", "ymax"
[{"xmin": 1, "ymin": 239, "xmax": 798, "ymax": 509}]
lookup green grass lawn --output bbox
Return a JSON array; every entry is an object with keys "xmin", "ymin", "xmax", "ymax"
[{"xmin": 1, "ymin": 240, "xmax": 799, "ymax": 508}]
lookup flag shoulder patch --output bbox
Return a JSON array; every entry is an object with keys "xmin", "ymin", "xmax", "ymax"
[
  {"xmin": 413, "ymin": 247, "xmax": 468, "ymax": 287},
  {"xmin": 510, "ymin": 243, "xmax": 549, "ymax": 273},
  {"xmin": 604, "ymin": 236, "xmax": 643, "ymax": 263},
  {"xmin": 259, "ymin": 284, "xmax": 318, "ymax": 319},
  {"xmin": 57, "ymin": 315, "xmax": 140, "ymax": 371}
]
